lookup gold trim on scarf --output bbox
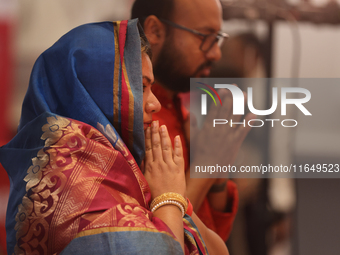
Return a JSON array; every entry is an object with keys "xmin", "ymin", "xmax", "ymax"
[
  {"xmin": 121, "ymin": 53, "xmax": 135, "ymax": 150},
  {"xmin": 183, "ymin": 218, "xmax": 208, "ymax": 254},
  {"xmin": 75, "ymin": 226, "xmax": 175, "ymax": 239},
  {"xmin": 113, "ymin": 21, "xmax": 121, "ymax": 129},
  {"xmin": 184, "ymin": 232, "xmax": 200, "ymax": 255}
]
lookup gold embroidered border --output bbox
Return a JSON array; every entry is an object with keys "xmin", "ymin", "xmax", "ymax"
[
  {"xmin": 120, "ymin": 41, "xmax": 135, "ymax": 150},
  {"xmin": 184, "ymin": 232, "xmax": 200, "ymax": 255},
  {"xmin": 113, "ymin": 21, "xmax": 121, "ymax": 129}
]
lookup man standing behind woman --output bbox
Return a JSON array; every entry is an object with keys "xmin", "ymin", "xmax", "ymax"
[{"xmin": 131, "ymin": 0, "xmax": 254, "ymax": 242}]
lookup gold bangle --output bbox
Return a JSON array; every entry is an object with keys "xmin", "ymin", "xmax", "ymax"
[
  {"xmin": 151, "ymin": 200, "xmax": 185, "ymax": 217},
  {"xmin": 150, "ymin": 192, "xmax": 188, "ymax": 213}
]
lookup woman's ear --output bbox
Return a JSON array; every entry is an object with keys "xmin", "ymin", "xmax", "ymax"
[{"xmin": 143, "ymin": 15, "xmax": 166, "ymax": 45}]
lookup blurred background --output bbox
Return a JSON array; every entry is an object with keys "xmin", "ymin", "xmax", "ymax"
[{"xmin": 0, "ymin": 0, "xmax": 339, "ymax": 254}]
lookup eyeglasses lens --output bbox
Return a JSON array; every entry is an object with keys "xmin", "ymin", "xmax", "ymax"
[{"xmin": 201, "ymin": 34, "xmax": 225, "ymax": 52}]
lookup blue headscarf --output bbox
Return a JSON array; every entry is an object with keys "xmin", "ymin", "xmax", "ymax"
[{"xmin": 18, "ymin": 20, "xmax": 145, "ymax": 165}]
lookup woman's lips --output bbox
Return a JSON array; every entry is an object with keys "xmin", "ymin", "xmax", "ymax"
[{"xmin": 144, "ymin": 122, "xmax": 151, "ymax": 130}]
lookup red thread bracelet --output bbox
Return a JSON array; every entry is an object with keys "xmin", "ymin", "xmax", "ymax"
[{"xmin": 186, "ymin": 198, "xmax": 193, "ymax": 216}]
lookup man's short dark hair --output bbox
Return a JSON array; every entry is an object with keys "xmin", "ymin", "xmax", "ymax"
[{"xmin": 131, "ymin": 0, "xmax": 174, "ymax": 27}]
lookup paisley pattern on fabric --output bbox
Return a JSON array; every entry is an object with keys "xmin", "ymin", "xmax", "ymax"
[{"xmin": 14, "ymin": 116, "xmax": 70, "ymax": 254}]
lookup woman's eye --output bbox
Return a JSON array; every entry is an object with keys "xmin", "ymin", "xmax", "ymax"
[{"xmin": 143, "ymin": 85, "xmax": 146, "ymax": 92}]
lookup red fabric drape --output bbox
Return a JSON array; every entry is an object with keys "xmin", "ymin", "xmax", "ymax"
[
  {"xmin": 0, "ymin": 20, "xmax": 13, "ymax": 255},
  {"xmin": 0, "ymin": 22, "xmax": 12, "ymax": 144}
]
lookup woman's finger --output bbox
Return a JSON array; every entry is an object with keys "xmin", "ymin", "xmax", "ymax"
[
  {"xmin": 173, "ymin": 135, "xmax": 184, "ymax": 166},
  {"xmin": 160, "ymin": 125, "xmax": 173, "ymax": 163},
  {"xmin": 151, "ymin": 120, "xmax": 163, "ymax": 161},
  {"xmin": 144, "ymin": 127, "xmax": 153, "ymax": 164}
]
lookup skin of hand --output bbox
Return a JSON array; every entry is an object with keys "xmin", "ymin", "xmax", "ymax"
[
  {"xmin": 185, "ymin": 88, "xmax": 256, "ymax": 212},
  {"xmin": 144, "ymin": 120, "xmax": 186, "ymax": 252}
]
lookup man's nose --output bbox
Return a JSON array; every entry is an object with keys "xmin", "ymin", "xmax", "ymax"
[{"xmin": 206, "ymin": 42, "xmax": 222, "ymax": 62}]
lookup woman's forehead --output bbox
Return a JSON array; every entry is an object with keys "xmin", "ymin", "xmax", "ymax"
[{"xmin": 142, "ymin": 54, "xmax": 154, "ymax": 85}]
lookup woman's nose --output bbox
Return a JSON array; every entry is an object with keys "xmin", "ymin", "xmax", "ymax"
[{"xmin": 145, "ymin": 93, "xmax": 161, "ymax": 114}]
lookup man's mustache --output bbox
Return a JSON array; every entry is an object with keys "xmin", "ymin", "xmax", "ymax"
[
  {"xmin": 198, "ymin": 61, "xmax": 213, "ymax": 71},
  {"xmin": 193, "ymin": 61, "xmax": 214, "ymax": 77}
]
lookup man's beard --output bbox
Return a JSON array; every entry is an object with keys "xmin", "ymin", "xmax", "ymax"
[{"xmin": 153, "ymin": 37, "xmax": 212, "ymax": 93}]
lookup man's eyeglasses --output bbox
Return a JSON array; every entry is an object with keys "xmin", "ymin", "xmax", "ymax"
[{"xmin": 159, "ymin": 19, "xmax": 229, "ymax": 53}]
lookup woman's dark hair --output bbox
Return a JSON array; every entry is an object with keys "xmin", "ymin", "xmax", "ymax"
[
  {"xmin": 131, "ymin": 0, "xmax": 174, "ymax": 27},
  {"xmin": 138, "ymin": 22, "xmax": 152, "ymax": 60}
]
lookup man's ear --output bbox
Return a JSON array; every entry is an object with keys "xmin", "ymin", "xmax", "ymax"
[{"xmin": 143, "ymin": 15, "xmax": 166, "ymax": 45}]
